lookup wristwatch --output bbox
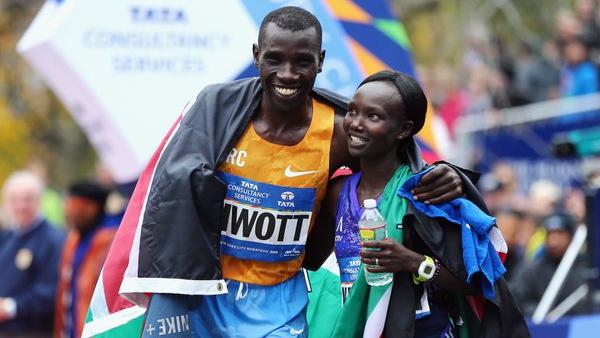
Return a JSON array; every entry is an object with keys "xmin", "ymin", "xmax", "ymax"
[{"xmin": 413, "ymin": 255, "xmax": 436, "ymax": 284}]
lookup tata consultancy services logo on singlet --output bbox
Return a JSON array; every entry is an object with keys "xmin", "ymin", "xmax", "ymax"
[{"xmin": 217, "ymin": 172, "xmax": 316, "ymax": 262}]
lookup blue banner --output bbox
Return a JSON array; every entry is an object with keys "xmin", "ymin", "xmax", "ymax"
[
  {"xmin": 528, "ymin": 314, "xmax": 600, "ymax": 338},
  {"xmin": 473, "ymin": 109, "xmax": 600, "ymax": 191}
]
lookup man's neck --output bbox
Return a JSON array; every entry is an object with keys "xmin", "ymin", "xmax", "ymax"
[
  {"xmin": 259, "ymin": 93, "xmax": 312, "ymax": 125},
  {"xmin": 253, "ymin": 95, "xmax": 313, "ymax": 145},
  {"xmin": 76, "ymin": 214, "xmax": 104, "ymax": 238}
]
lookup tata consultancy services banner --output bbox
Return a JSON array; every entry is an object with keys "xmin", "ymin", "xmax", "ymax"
[
  {"xmin": 18, "ymin": 0, "xmax": 258, "ymax": 182},
  {"xmin": 18, "ymin": 0, "xmax": 434, "ymax": 183}
]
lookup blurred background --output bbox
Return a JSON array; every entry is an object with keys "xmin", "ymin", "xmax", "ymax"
[{"xmin": 1, "ymin": 0, "xmax": 600, "ymax": 337}]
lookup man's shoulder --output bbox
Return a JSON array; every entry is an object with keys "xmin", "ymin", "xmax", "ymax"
[
  {"xmin": 36, "ymin": 220, "xmax": 66, "ymax": 245},
  {"xmin": 197, "ymin": 77, "xmax": 261, "ymax": 98},
  {"xmin": 0, "ymin": 227, "xmax": 9, "ymax": 243},
  {"xmin": 312, "ymin": 87, "xmax": 349, "ymax": 114}
]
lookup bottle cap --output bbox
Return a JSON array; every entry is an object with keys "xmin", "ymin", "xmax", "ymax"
[{"xmin": 363, "ymin": 199, "xmax": 377, "ymax": 208}]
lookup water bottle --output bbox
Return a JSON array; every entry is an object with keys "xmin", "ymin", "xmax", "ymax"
[{"xmin": 359, "ymin": 199, "xmax": 393, "ymax": 286}]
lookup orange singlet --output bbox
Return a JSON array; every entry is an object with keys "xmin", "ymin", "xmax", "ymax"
[{"xmin": 217, "ymin": 98, "xmax": 334, "ymax": 285}]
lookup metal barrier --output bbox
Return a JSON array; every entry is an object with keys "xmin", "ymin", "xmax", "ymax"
[{"xmin": 532, "ymin": 225, "xmax": 588, "ymax": 323}]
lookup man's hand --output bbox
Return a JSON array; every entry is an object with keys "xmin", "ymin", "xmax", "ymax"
[{"xmin": 411, "ymin": 164, "xmax": 462, "ymax": 204}]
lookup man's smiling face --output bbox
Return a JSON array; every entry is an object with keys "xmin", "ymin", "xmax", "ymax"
[{"xmin": 253, "ymin": 23, "xmax": 324, "ymax": 114}]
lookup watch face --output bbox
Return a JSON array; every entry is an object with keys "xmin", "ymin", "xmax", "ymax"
[{"xmin": 418, "ymin": 257, "xmax": 436, "ymax": 280}]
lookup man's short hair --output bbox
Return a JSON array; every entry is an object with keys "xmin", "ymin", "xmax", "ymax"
[
  {"xmin": 68, "ymin": 180, "xmax": 109, "ymax": 208},
  {"xmin": 2, "ymin": 170, "xmax": 44, "ymax": 201},
  {"xmin": 258, "ymin": 6, "xmax": 322, "ymax": 49}
]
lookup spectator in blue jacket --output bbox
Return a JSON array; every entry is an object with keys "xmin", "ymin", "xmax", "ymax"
[
  {"xmin": 561, "ymin": 35, "xmax": 599, "ymax": 96},
  {"xmin": 0, "ymin": 170, "xmax": 65, "ymax": 338}
]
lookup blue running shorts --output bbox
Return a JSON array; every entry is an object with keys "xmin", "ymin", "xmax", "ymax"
[{"xmin": 190, "ymin": 272, "xmax": 308, "ymax": 337}]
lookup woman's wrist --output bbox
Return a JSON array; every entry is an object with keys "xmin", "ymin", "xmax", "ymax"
[{"xmin": 408, "ymin": 252, "xmax": 425, "ymax": 274}]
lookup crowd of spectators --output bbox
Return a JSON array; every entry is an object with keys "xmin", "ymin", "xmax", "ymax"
[
  {"xmin": 418, "ymin": 0, "xmax": 600, "ymax": 140},
  {"xmin": 0, "ymin": 166, "xmax": 126, "ymax": 338},
  {"xmin": 477, "ymin": 161, "xmax": 593, "ymax": 317}
]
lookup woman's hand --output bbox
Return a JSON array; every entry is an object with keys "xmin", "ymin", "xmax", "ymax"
[
  {"xmin": 362, "ymin": 239, "xmax": 476, "ymax": 294},
  {"xmin": 360, "ymin": 239, "xmax": 424, "ymax": 273}
]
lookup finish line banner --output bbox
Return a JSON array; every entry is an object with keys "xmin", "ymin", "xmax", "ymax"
[
  {"xmin": 18, "ymin": 0, "xmax": 444, "ymax": 183},
  {"xmin": 18, "ymin": 0, "xmax": 257, "ymax": 183}
]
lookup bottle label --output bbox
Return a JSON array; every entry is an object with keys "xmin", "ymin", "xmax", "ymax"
[
  {"xmin": 359, "ymin": 229, "xmax": 375, "ymax": 241},
  {"xmin": 359, "ymin": 224, "xmax": 386, "ymax": 242}
]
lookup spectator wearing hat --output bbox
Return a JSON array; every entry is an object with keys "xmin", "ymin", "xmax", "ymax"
[
  {"xmin": 0, "ymin": 171, "xmax": 65, "ymax": 338},
  {"xmin": 509, "ymin": 213, "xmax": 591, "ymax": 316},
  {"xmin": 54, "ymin": 181, "xmax": 120, "ymax": 338}
]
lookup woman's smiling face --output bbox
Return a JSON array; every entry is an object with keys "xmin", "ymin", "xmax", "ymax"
[{"xmin": 343, "ymin": 81, "xmax": 413, "ymax": 159}]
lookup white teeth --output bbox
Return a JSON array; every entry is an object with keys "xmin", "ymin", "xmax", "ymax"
[
  {"xmin": 274, "ymin": 86, "xmax": 299, "ymax": 96},
  {"xmin": 350, "ymin": 135, "xmax": 368, "ymax": 144}
]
